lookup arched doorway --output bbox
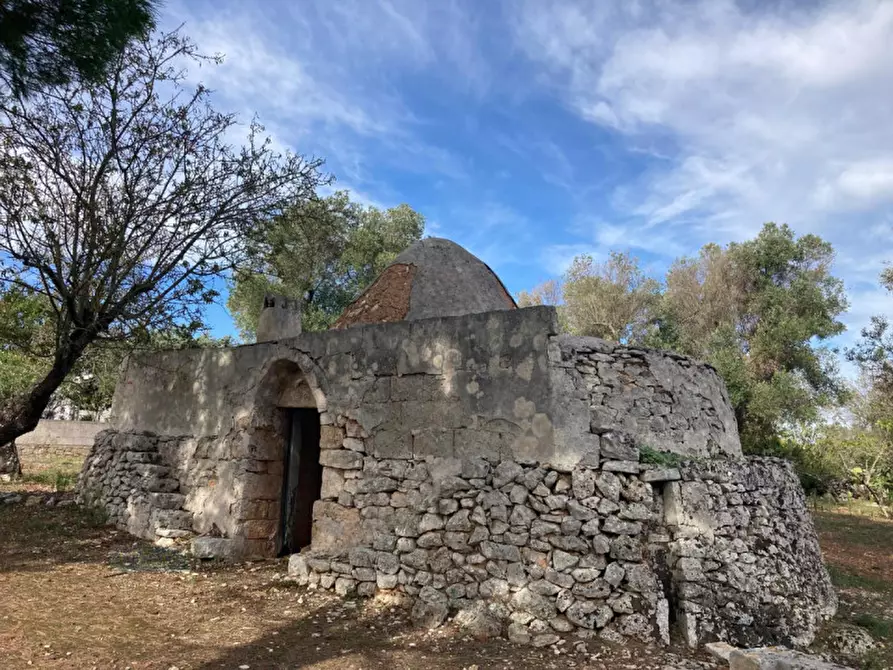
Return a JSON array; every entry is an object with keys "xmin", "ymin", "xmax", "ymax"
[
  {"xmin": 255, "ymin": 358, "xmax": 325, "ymax": 556},
  {"xmin": 280, "ymin": 406, "xmax": 321, "ymax": 554}
]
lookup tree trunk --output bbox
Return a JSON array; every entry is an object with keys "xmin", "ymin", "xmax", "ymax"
[
  {"xmin": 0, "ymin": 344, "xmax": 83, "ymax": 446},
  {"xmin": 0, "ymin": 440, "xmax": 21, "ymax": 479}
]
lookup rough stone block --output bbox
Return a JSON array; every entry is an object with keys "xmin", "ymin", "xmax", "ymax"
[
  {"xmin": 320, "ymin": 425, "xmax": 344, "ymax": 450},
  {"xmin": 241, "ymin": 519, "xmax": 277, "ymax": 539},
  {"xmin": 191, "ymin": 537, "xmax": 233, "ymax": 559},
  {"xmin": 238, "ymin": 472, "xmax": 281, "ymax": 500},
  {"xmin": 601, "ymin": 460, "xmax": 640, "ymax": 474},
  {"xmin": 600, "ymin": 432, "xmax": 639, "ymax": 461},
  {"xmin": 148, "ymin": 492, "xmax": 186, "ymax": 510},
  {"xmin": 728, "ymin": 648, "xmax": 853, "ymax": 670},
  {"xmin": 312, "ymin": 501, "xmax": 362, "ymax": 554},
  {"xmin": 641, "ymin": 467, "xmax": 682, "ymax": 483},
  {"xmin": 371, "ymin": 429, "xmax": 413, "ymax": 460},
  {"xmin": 320, "ymin": 467, "xmax": 345, "ymax": 500},
  {"xmin": 287, "ymin": 554, "xmax": 310, "ymax": 584},
  {"xmin": 319, "ymin": 449, "xmax": 364, "ymax": 470}
]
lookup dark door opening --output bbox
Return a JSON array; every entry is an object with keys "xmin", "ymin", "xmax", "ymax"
[{"xmin": 280, "ymin": 408, "xmax": 322, "ymax": 555}]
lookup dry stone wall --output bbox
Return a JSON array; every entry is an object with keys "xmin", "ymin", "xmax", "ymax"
[
  {"xmin": 291, "ymin": 426, "xmax": 835, "ymax": 648},
  {"xmin": 295, "ymin": 430, "xmax": 676, "ymax": 646},
  {"xmin": 79, "ymin": 431, "xmax": 193, "ymax": 542},
  {"xmin": 666, "ymin": 458, "xmax": 838, "ymax": 648},
  {"xmin": 554, "ymin": 337, "xmax": 740, "ymax": 459}
]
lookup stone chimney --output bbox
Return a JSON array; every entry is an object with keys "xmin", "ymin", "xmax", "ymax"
[{"xmin": 256, "ymin": 294, "xmax": 302, "ymax": 342}]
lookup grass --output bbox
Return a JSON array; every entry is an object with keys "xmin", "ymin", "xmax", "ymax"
[
  {"xmin": 0, "ymin": 454, "xmax": 84, "ymax": 494},
  {"xmin": 853, "ymin": 614, "xmax": 893, "ymax": 640},
  {"xmin": 826, "ymin": 564, "xmax": 893, "ymax": 594},
  {"xmin": 639, "ymin": 445, "xmax": 684, "ymax": 467},
  {"xmin": 810, "ymin": 495, "xmax": 892, "ymax": 520},
  {"xmin": 813, "ymin": 508, "xmax": 893, "ymax": 668},
  {"xmin": 20, "ymin": 469, "xmax": 79, "ymax": 491}
]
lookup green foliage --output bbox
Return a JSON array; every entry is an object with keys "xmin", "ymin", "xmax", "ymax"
[
  {"xmin": 0, "ymin": 0, "xmax": 157, "ymax": 96},
  {"xmin": 0, "ymin": 285, "xmax": 52, "ymax": 401},
  {"xmin": 22, "ymin": 469, "xmax": 78, "ymax": 491},
  {"xmin": 655, "ymin": 224, "xmax": 848, "ymax": 452},
  {"xmin": 638, "ymin": 446, "xmax": 683, "ymax": 467},
  {"xmin": 227, "ymin": 191, "xmax": 425, "ymax": 339},
  {"xmin": 854, "ymin": 614, "xmax": 893, "ymax": 640},
  {"xmin": 827, "ymin": 564, "xmax": 893, "ymax": 594},
  {"xmin": 780, "ymin": 405, "xmax": 893, "ymax": 508},
  {"xmin": 0, "ymin": 27, "xmax": 327, "ymax": 444}
]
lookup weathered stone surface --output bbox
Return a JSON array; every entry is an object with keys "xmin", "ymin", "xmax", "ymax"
[
  {"xmin": 412, "ymin": 586, "xmax": 449, "ymax": 628},
  {"xmin": 641, "ymin": 467, "xmax": 681, "ymax": 483},
  {"xmin": 511, "ymin": 587, "xmax": 556, "ymax": 621},
  {"xmin": 507, "ymin": 622, "xmax": 531, "ymax": 644},
  {"xmin": 826, "ymin": 625, "xmax": 878, "ymax": 660},
  {"xmin": 319, "ymin": 449, "xmax": 364, "ymax": 470},
  {"xmin": 668, "ymin": 459, "xmax": 837, "ymax": 649},
  {"xmin": 571, "ymin": 468, "xmax": 596, "ymax": 499},
  {"xmin": 312, "ymin": 502, "xmax": 362, "ymax": 554},
  {"xmin": 728, "ymin": 647, "xmax": 854, "ymax": 670},
  {"xmin": 600, "ymin": 432, "xmax": 639, "ymax": 461},
  {"xmin": 191, "ymin": 537, "xmax": 233, "ymax": 559},
  {"xmin": 454, "ymin": 601, "xmax": 504, "ymax": 640},
  {"xmin": 595, "ymin": 472, "xmax": 621, "ymax": 501},
  {"xmin": 601, "ymin": 460, "xmax": 640, "ymax": 474}
]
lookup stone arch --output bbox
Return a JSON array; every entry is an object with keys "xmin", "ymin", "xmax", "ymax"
[{"xmin": 234, "ymin": 351, "xmax": 329, "ymax": 558}]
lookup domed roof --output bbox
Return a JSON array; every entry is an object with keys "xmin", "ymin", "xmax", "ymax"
[{"xmin": 332, "ymin": 237, "xmax": 516, "ymax": 329}]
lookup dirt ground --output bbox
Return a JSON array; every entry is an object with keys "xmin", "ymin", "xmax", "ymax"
[
  {"xmin": 810, "ymin": 505, "xmax": 893, "ymax": 669},
  {"xmin": 0, "ymin": 484, "xmax": 890, "ymax": 670}
]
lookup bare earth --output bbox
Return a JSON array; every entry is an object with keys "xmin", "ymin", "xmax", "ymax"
[{"xmin": 0, "ymin": 487, "xmax": 890, "ymax": 670}]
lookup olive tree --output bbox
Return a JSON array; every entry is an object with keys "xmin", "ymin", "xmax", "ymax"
[{"xmin": 0, "ymin": 29, "xmax": 328, "ymax": 447}]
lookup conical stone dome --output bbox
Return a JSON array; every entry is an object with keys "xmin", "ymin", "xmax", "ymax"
[{"xmin": 332, "ymin": 237, "xmax": 516, "ymax": 329}]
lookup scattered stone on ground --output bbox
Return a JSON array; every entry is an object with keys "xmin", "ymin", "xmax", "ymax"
[
  {"xmin": 727, "ymin": 646, "xmax": 855, "ymax": 670},
  {"xmin": 825, "ymin": 624, "xmax": 879, "ymax": 659}
]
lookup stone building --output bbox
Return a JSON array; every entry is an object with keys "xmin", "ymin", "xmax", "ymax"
[{"xmin": 79, "ymin": 237, "xmax": 836, "ymax": 648}]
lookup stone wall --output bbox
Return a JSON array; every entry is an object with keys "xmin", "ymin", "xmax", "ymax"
[
  {"xmin": 666, "ymin": 458, "xmax": 838, "ymax": 648},
  {"xmin": 16, "ymin": 419, "xmax": 106, "ymax": 470},
  {"xmin": 554, "ymin": 336, "xmax": 740, "ymax": 459},
  {"xmin": 79, "ymin": 431, "xmax": 195, "ymax": 543},
  {"xmin": 79, "ymin": 307, "xmax": 742, "ymax": 558},
  {"xmin": 76, "ymin": 305, "xmax": 834, "ymax": 647},
  {"xmin": 289, "ymin": 441, "xmax": 835, "ymax": 648},
  {"xmin": 293, "ymin": 433, "xmax": 675, "ymax": 646}
]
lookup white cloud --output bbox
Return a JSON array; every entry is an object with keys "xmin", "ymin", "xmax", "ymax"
[
  {"xmin": 515, "ymin": 0, "xmax": 893, "ymax": 283},
  {"xmin": 163, "ymin": 0, "xmax": 474, "ymax": 192}
]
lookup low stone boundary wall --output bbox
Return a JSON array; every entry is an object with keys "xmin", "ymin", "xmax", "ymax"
[
  {"xmin": 290, "ymin": 433, "xmax": 836, "ymax": 648},
  {"xmin": 16, "ymin": 420, "xmax": 106, "ymax": 470}
]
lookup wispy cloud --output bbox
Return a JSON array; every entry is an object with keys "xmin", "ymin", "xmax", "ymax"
[{"xmin": 515, "ymin": 1, "xmax": 893, "ymax": 256}]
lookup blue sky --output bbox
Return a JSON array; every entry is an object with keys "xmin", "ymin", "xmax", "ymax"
[{"xmin": 163, "ymin": 0, "xmax": 893, "ymax": 364}]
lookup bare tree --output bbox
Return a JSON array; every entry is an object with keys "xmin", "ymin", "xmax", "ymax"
[
  {"xmin": 562, "ymin": 252, "xmax": 661, "ymax": 343},
  {"xmin": 0, "ymin": 29, "xmax": 328, "ymax": 446},
  {"xmin": 517, "ymin": 279, "xmax": 562, "ymax": 308},
  {"xmin": 662, "ymin": 243, "xmax": 747, "ymax": 359}
]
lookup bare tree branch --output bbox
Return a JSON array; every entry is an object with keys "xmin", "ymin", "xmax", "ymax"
[{"xmin": 0, "ymin": 28, "xmax": 329, "ymax": 444}]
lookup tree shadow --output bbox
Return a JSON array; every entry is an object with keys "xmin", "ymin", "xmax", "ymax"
[{"xmin": 193, "ymin": 591, "xmax": 575, "ymax": 670}]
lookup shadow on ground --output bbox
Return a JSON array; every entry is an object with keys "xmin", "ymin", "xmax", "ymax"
[{"xmin": 0, "ymin": 501, "xmax": 711, "ymax": 670}]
